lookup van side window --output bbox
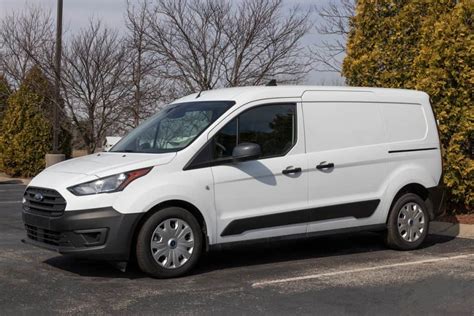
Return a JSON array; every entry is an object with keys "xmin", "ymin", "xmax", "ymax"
[{"xmin": 214, "ymin": 104, "xmax": 296, "ymax": 160}]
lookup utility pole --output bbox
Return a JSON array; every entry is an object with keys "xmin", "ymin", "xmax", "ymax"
[
  {"xmin": 46, "ymin": 0, "xmax": 65, "ymax": 167},
  {"xmin": 53, "ymin": 0, "xmax": 63, "ymax": 153}
]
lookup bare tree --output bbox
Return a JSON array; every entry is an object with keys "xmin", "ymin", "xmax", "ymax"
[
  {"xmin": 222, "ymin": 0, "xmax": 311, "ymax": 86},
  {"xmin": 0, "ymin": 6, "xmax": 55, "ymax": 88},
  {"xmin": 61, "ymin": 20, "xmax": 130, "ymax": 153},
  {"xmin": 0, "ymin": 6, "xmax": 71, "ymax": 141},
  {"xmin": 312, "ymin": 0, "xmax": 355, "ymax": 73},
  {"xmin": 125, "ymin": 0, "xmax": 172, "ymax": 128},
  {"xmin": 0, "ymin": 0, "xmax": 319, "ymax": 153},
  {"xmin": 143, "ymin": 0, "xmax": 312, "ymax": 93}
]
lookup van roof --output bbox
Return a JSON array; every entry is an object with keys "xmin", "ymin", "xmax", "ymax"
[{"xmin": 173, "ymin": 85, "xmax": 429, "ymax": 105}]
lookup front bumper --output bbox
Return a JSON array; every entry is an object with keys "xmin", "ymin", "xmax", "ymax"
[{"xmin": 22, "ymin": 207, "xmax": 142, "ymax": 260}]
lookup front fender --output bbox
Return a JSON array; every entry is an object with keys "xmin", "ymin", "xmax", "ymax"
[{"xmin": 112, "ymin": 168, "xmax": 216, "ymax": 244}]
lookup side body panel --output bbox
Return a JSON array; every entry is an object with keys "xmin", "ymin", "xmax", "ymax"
[{"xmin": 302, "ymin": 90, "xmax": 441, "ymax": 233}]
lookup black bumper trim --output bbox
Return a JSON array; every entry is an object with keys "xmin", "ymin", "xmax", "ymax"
[{"xmin": 22, "ymin": 207, "xmax": 143, "ymax": 260}]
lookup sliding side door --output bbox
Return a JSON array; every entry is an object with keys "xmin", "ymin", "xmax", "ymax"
[{"xmin": 302, "ymin": 92, "xmax": 388, "ymax": 233}]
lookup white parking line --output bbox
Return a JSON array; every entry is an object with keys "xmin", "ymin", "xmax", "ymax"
[{"xmin": 252, "ymin": 253, "xmax": 474, "ymax": 288}]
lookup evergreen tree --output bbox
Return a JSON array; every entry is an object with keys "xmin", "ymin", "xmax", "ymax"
[
  {"xmin": 0, "ymin": 67, "xmax": 53, "ymax": 176},
  {"xmin": 413, "ymin": 1, "xmax": 473, "ymax": 210},
  {"xmin": 343, "ymin": 0, "xmax": 473, "ymax": 212},
  {"xmin": 343, "ymin": 0, "xmax": 456, "ymax": 87},
  {"xmin": 0, "ymin": 74, "xmax": 11, "ymax": 123}
]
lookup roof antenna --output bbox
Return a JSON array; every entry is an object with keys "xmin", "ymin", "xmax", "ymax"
[
  {"xmin": 266, "ymin": 79, "xmax": 277, "ymax": 86},
  {"xmin": 196, "ymin": 90, "xmax": 203, "ymax": 98}
]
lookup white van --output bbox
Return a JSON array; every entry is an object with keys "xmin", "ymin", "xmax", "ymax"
[{"xmin": 22, "ymin": 86, "xmax": 445, "ymax": 278}]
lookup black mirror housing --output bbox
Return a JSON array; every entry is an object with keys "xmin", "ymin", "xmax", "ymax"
[{"xmin": 232, "ymin": 142, "xmax": 261, "ymax": 162}]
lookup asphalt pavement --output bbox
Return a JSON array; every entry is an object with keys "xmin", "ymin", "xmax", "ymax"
[{"xmin": 0, "ymin": 183, "xmax": 473, "ymax": 315}]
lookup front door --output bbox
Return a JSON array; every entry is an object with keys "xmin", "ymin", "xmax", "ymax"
[{"xmin": 210, "ymin": 102, "xmax": 308, "ymax": 243}]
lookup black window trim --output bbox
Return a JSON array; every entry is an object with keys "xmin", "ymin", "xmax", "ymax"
[{"xmin": 184, "ymin": 102, "xmax": 298, "ymax": 171}]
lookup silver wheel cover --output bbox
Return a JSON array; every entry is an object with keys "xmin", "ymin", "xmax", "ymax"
[
  {"xmin": 397, "ymin": 202, "xmax": 425, "ymax": 243},
  {"xmin": 150, "ymin": 218, "xmax": 194, "ymax": 269}
]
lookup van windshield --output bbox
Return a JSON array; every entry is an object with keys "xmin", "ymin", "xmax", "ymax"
[{"xmin": 111, "ymin": 101, "xmax": 235, "ymax": 153}]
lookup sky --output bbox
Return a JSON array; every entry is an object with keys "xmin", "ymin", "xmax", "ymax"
[{"xmin": 0, "ymin": 0, "xmax": 345, "ymax": 85}]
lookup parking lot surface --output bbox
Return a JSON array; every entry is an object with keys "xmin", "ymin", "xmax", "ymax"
[{"xmin": 1, "ymin": 183, "xmax": 473, "ymax": 315}]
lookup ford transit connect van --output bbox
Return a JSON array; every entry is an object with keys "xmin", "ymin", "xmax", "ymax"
[{"xmin": 22, "ymin": 86, "xmax": 445, "ymax": 278}]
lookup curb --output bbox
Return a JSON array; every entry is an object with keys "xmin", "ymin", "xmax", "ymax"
[{"xmin": 430, "ymin": 221, "xmax": 474, "ymax": 239}]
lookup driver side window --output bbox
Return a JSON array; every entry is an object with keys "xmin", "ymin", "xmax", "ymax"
[{"xmin": 213, "ymin": 103, "xmax": 296, "ymax": 160}]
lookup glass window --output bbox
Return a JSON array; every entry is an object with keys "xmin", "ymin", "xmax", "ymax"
[
  {"xmin": 214, "ymin": 118, "xmax": 237, "ymax": 159},
  {"xmin": 213, "ymin": 104, "xmax": 296, "ymax": 160},
  {"xmin": 111, "ymin": 101, "xmax": 234, "ymax": 153}
]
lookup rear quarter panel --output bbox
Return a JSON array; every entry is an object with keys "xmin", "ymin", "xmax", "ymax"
[{"xmin": 379, "ymin": 92, "xmax": 442, "ymax": 221}]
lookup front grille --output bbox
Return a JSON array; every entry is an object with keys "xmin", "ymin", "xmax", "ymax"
[
  {"xmin": 25, "ymin": 224, "xmax": 61, "ymax": 246},
  {"xmin": 23, "ymin": 187, "xmax": 66, "ymax": 217}
]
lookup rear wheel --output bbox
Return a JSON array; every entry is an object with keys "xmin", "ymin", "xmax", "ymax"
[
  {"xmin": 385, "ymin": 193, "xmax": 430, "ymax": 250},
  {"xmin": 136, "ymin": 207, "xmax": 203, "ymax": 278}
]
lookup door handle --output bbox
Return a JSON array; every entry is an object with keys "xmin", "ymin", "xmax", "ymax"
[
  {"xmin": 282, "ymin": 167, "xmax": 302, "ymax": 175},
  {"xmin": 316, "ymin": 162, "xmax": 334, "ymax": 170}
]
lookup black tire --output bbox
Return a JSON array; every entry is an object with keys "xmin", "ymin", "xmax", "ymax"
[
  {"xmin": 136, "ymin": 207, "xmax": 203, "ymax": 278},
  {"xmin": 385, "ymin": 193, "xmax": 430, "ymax": 250}
]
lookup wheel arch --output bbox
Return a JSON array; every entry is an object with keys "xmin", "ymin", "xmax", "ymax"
[
  {"xmin": 387, "ymin": 183, "xmax": 435, "ymax": 222},
  {"xmin": 129, "ymin": 199, "xmax": 210, "ymax": 261}
]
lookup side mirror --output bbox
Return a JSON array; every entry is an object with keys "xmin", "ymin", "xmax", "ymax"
[
  {"xmin": 103, "ymin": 136, "xmax": 122, "ymax": 152},
  {"xmin": 232, "ymin": 142, "xmax": 261, "ymax": 162}
]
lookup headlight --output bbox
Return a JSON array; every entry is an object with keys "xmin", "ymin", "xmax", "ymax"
[{"xmin": 68, "ymin": 167, "xmax": 152, "ymax": 196}]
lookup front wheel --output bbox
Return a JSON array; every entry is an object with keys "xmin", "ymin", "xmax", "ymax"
[
  {"xmin": 136, "ymin": 207, "xmax": 203, "ymax": 278},
  {"xmin": 385, "ymin": 193, "xmax": 430, "ymax": 250}
]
